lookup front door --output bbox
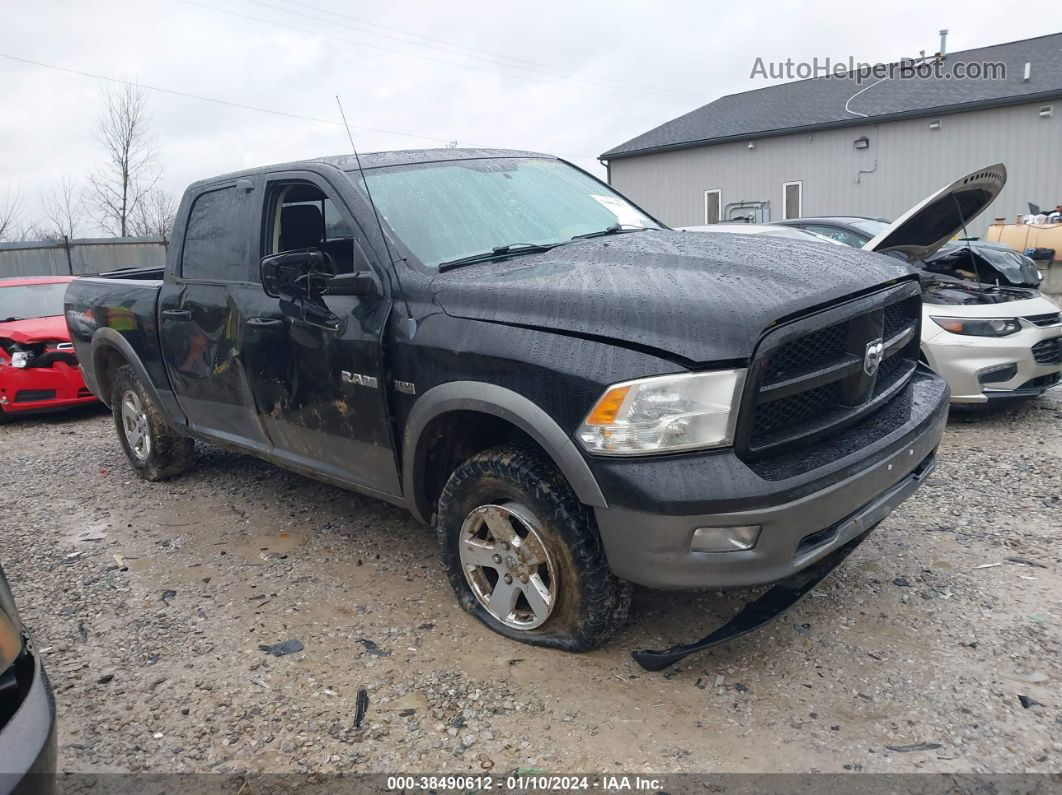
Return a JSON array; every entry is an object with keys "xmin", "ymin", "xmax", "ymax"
[{"xmin": 241, "ymin": 173, "xmax": 400, "ymax": 496}]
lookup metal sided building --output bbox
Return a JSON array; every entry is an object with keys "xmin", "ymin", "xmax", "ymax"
[{"xmin": 600, "ymin": 34, "xmax": 1062, "ymax": 238}]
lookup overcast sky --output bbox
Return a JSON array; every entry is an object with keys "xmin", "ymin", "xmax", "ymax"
[{"xmin": 0, "ymin": 0, "xmax": 1051, "ymax": 235}]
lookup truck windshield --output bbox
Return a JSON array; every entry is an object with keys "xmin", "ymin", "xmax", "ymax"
[
  {"xmin": 0, "ymin": 282, "xmax": 68, "ymax": 321},
  {"xmin": 352, "ymin": 157, "xmax": 659, "ymax": 270}
]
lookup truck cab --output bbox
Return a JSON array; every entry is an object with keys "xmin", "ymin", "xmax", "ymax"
[{"xmin": 66, "ymin": 149, "xmax": 949, "ymax": 653}]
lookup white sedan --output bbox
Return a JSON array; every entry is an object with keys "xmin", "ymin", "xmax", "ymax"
[{"xmin": 678, "ymin": 223, "xmax": 845, "ymax": 245}]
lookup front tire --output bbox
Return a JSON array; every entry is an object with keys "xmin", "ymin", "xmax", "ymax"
[
  {"xmin": 436, "ymin": 446, "xmax": 630, "ymax": 652},
  {"xmin": 111, "ymin": 365, "xmax": 196, "ymax": 481}
]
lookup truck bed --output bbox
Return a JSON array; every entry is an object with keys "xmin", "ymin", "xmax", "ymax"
[
  {"xmin": 64, "ymin": 272, "xmax": 166, "ymax": 407},
  {"xmin": 95, "ymin": 265, "xmax": 165, "ymax": 281}
]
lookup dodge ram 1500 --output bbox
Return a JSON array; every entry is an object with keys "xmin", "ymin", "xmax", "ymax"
[{"xmin": 66, "ymin": 149, "xmax": 949, "ymax": 655}]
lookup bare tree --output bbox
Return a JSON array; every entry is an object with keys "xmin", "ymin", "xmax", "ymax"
[
  {"xmin": 0, "ymin": 186, "xmax": 23, "ymax": 241},
  {"xmin": 39, "ymin": 177, "xmax": 85, "ymax": 240},
  {"xmin": 130, "ymin": 188, "xmax": 178, "ymax": 239},
  {"xmin": 86, "ymin": 83, "xmax": 160, "ymax": 236}
]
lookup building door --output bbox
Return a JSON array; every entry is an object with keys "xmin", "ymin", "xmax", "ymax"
[
  {"xmin": 704, "ymin": 189, "xmax": 721, "ymax": 224},
  {"xmin": 782, "ymin": 181, "xmax": 803, "ymax": 220}
]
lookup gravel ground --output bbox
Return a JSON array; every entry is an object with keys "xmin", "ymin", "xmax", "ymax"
[{"xmin": 1, "ymin": 395, "xmax": 1060, "ymax": 775}]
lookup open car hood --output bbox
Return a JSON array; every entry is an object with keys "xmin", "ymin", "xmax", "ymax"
[{"xmin": 862, "ymin": 164, "xmax": 1006, "ymax": 263}]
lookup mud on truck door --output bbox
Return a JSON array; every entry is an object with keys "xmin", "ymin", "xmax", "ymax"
[
  {"xmin": 241, "ymin": 172, "xmax": 399, "ymax": 495},
  {"xmin": 159, "ymin": 183, "xmax": 273, "ymax": 452}
]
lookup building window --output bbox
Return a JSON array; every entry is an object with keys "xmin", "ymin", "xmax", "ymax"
[
  {"xmin": 703, "ymin": 189, "xmax": 722, "ymax": 225},
  {"xmin": 782, "ymin": 181, "xmax": 802, "ymax": 220}
]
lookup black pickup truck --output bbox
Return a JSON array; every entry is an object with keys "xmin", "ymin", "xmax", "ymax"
[{"xmin": 66, "ymin": 149, "xmax": 948, "ymax": 655}]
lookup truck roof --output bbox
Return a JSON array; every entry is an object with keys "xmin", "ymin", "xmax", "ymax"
[{"xmin": 189, "ymin": 148, "xmax": 554, "ymax": 190}]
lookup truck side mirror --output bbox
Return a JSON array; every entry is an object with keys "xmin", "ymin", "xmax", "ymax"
[
  {"xmin": 324, "ymin": 270, "xmax": 374, "ymax": 297},
  {"xmin": 260, "ymin": 249, "xmax": 335, "ymax": 299}
]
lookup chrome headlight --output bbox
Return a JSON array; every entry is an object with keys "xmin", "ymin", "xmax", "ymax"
[
  {"xmin": 577, "ymin": 370, "xmax": 745, "ymax": 456},
  {"xmin": 10, "ymin": 350, "xmax": 32, "ymax": 368},
  {"xmin": 930, "ymin": 316, "xmax": 1021, "ymax": 337}
]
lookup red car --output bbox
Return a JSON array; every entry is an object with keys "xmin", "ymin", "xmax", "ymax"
[{"xmin": 0, "ymin": 276, "xmax": 98, "ymax": 421}]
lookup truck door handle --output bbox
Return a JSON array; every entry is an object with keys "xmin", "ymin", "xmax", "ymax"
[
  {"xmin": 162, "ymin": 309, "xmax": 192, "ymax": 320},
  {"xmin": 247, "ymin": 317, "xmax": 283, "ymax": 330}
]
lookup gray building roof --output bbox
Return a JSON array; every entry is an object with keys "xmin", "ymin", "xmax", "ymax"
[{"xmin": 602, "ymin": 33, "xmax": 1062, "ymax": 160}]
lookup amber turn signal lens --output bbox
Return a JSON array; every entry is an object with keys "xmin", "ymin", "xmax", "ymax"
[
  {"xmin": 935, "ymin": 319, "xmax": 966, "ymax": 334},
  {"xmin": 0, "ymin": 610, "xmax": 23, "ymax": 671},
  {"xmin": 584, "ymin": 385, "xmax": 631, "ymax": 426}
]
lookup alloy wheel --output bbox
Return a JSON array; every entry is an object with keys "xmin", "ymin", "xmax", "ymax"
[
  {"xmin": 458, "ymin": 502, "xmax": 557, "ymax": 629},
  {"xmin": 121, "ymin": 389, "xmax": 151, "ymax": 461}
]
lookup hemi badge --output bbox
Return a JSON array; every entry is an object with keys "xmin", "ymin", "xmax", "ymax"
[
  {"xmin": 341, "ymin": 371, "xmax": 378, "ymax": 389},
  {"xmin": 394, "ymin": 380, "xmax": 416, "ymax": 395}
]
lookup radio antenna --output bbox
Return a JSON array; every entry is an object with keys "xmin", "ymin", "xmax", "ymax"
[{"xmin": 335, "ymin": 95, "xmax": 416, "ymax": 333}]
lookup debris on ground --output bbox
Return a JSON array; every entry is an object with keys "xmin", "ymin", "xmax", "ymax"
[
  {"xmin": 358, "ymin": 638, "xmax": 390, "ymax": 657},
  {"xmin": 258, "ymin": 639, "xmax": 304, "ymax": 657},
  {"xmin": 885, "ymin": 742, "xmax": 944, "ymax": 753},
  {"xmin": 1006, "ymin": 557, "xmax": 1048, "ymax": 568},
  {"xmin": 354, "ymin": 687, "xmax": 369, "ymax": 728}
]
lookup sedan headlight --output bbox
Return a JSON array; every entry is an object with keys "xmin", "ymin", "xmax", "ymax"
[
  {"xmin": 577, "ymin": 370, "xmax": 745, "ymax": 456},
  {"xmin": 10, "ymin": 350, "xmax": 32, "ymax": 368},
  {"xmin": 0, "ymin": 610, "xmax": 22, "ymax": 672},
  {"xmin": 930, "ymin": 317, "xmax": 1022, "ymax": 337}
]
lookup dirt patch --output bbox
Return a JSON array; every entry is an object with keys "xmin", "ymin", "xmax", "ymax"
[{"xmin": 1, "ymin": 398, "xmax": 1060, "ymax": 773}]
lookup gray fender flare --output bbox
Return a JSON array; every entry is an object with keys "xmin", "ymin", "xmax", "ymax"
[
  {"xmin": 90, "ymin": 328, "xmax": 186, "ymax": 427},
  {"xmin": 402, "ymin": 381, "xmax": 608, "ymax": 524}
]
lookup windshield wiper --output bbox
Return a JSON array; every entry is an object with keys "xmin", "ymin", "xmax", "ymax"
[
  {"xmin": 571, "ymin": 224, "xmax": 649, "ymax": 240},
  {"xmin": 438, "ymin": 242, "xmax": 559, "ymax": 272},
  {"xmin": 1, "ymin": 317, "xmax": 24, "ymax": 322}
]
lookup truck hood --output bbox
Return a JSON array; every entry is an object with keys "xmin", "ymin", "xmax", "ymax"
[
  {"xmin": 432, "ymin": 230, "xmax": 914, "ymax": 363},
  {"xmin": 0, "ymin": 314, "xmax": 71, "ymax": 344},
  {"xmin": 862, "ymin": 163, "xmax": 1006, "ymax": 264}
]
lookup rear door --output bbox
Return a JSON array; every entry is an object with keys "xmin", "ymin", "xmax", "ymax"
[
  {"xmin": 240, "ymin": 170, "xmax": 400, "ymax": 496},
  {"xmin": 159, "ymin": 183, "xmax": 271, "ymax": 451}
]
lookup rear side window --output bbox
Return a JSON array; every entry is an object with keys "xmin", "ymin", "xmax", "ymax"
[{"xmin": 181, "ymin": 187, "xmax": 245, "ymax": 280}]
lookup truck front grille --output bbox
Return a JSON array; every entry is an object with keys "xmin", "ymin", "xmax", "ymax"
[
  {"xmin": 737, "ymin": 284, "xmax": 922, "ymax": 458},
  {"xmin": 1032, "ymin": 338, "xmax": 1062, "ymax": 365}
]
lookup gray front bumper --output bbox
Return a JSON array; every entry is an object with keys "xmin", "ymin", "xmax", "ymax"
[{"xmin": 591, "ymin": 372, "xmax": 948, "ymax": 590}]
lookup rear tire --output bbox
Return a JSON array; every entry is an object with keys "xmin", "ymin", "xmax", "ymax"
[
  {"xmin": 111, "ymin": 365, "xmax": 195, "ymax": 481},
  {"xmin": 436, "ymin": 445, "xmax": 630, "ymax": 652}
]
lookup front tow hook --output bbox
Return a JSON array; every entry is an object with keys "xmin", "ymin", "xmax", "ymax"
[{"xmin": 631, "ymin": 530, "xmax": 871, "ymax": 672}]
